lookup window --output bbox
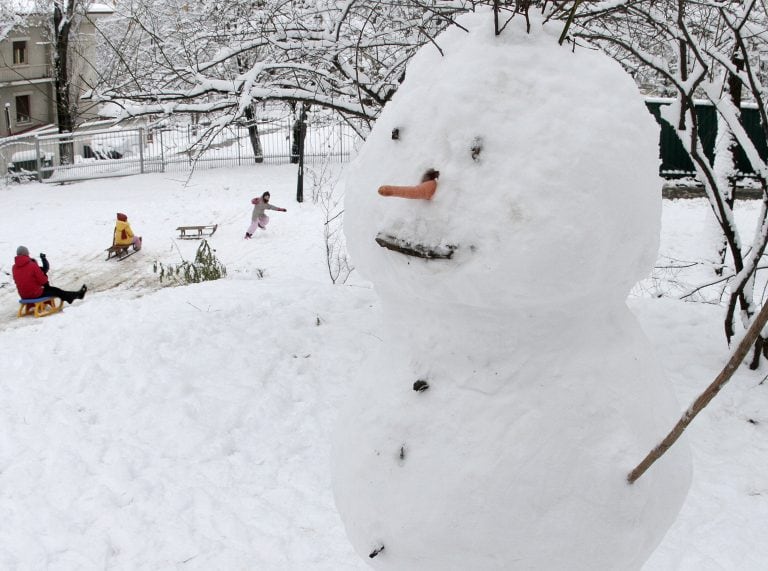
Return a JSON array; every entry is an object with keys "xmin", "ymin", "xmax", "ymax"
[
  {"xmin": 12, "ymin": 41, "xmax": 27, "ymax": 65},
  {"xmin": 15, "ymin": 95, "xmax": 31, "ymax": 123}
]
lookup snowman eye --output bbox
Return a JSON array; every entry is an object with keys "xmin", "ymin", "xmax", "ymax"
[
  {"xmin": 392, "ymin": 128, "xmax": 400, "ymax": 140},
  {"xmin": 471, "ymin": 137, "xmax": 483, "ymax": 161}
]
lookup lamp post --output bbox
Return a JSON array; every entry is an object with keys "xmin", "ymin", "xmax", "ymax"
[{"xmin": 4, "ymin": 103, "xmax": 11, "ymax": 137}]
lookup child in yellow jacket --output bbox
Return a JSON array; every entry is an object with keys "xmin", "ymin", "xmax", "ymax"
[{"xmin": 114, "ymin": 212, "xmax": 142, "ymax": 250}]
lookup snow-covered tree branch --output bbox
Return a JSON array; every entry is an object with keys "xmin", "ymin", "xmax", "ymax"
[
  {"xmin": 89, "ymin": 0, "xmax": 470, "ymax": 128},
  {"xmin": 0, "ymin": 1, "xmax": 24, "ymax": 43}
]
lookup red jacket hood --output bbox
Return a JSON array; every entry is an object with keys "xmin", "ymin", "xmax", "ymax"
[{"xmin": 14, "ymin": 254, "xmax": 32, "ymax": 267}]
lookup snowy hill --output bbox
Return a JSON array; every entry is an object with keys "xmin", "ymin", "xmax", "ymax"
[{"xmin": 0, "ymin": 167, "xmax": 766, "ymax": 569}]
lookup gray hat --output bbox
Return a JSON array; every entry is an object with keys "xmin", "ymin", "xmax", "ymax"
[{"xmin": 16, "ymin": 245, "xmax": 29, "ymax": 256}]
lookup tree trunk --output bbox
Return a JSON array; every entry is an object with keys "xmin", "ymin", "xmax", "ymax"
[
  {"xmin": 53, "ymin": 0, "xmax": 76, "ymax": 165},
  {"xmin": 291, "ymin": 104, "xmax": 308, "ymax": 165},
  {"xmin": 243, "ymin": 104, "xmax": 263, "ymax": 163},
  {"xmin": 295, "ymin": 103, "xmax": 307, "ymax": 202}
]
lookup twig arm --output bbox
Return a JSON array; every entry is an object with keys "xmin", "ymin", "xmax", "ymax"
[{"xmin": 627, "ymin": 299, "xmax": 768, "ymax": 484}]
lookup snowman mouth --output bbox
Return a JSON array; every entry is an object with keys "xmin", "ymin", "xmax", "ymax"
[{"xmin": 375, "ymin": 232, "xmax": 457, "ymax": 260}]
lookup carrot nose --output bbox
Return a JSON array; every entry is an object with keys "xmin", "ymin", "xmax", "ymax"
[{"xmin": 378, "ymin": 179, "xmax": 437, "ymax": 200}]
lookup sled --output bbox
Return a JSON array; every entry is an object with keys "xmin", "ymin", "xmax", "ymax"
[
  {"xmin": 106, "ymin": 243, "xmax": 137, "ymax": 260},
  {"xmin": 375, "ymin": 232, "xmax": 457, "ymax": 260},
  {"xmin": 17, "ymin": 296, "xmax": 63, "ymax": 318},
  {"xmin": 176, "ymin": 224, "xmax": 218, "ymax": 239}
]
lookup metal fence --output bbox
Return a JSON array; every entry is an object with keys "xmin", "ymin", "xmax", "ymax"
[
  {"xmin": 0, "ymin": 118, "xmax": 362, "ymax": 184},
  {"xmin": 645, "ymin": 99, "xmax": 768, "ymax": 179},
  {"xmin": 5, "ymin": 102, "xmax": 768, "ymax": 184}
]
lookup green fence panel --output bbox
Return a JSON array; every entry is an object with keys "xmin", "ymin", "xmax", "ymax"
[
  {"xmin": 646, "ymin": 100, "xmax": 767, "ymax": 179},
  {"xmin": 734, "ymin": 107, "xmax": 768, "ymax": 174}
]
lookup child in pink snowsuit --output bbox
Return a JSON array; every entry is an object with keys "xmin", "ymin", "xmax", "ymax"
[{"xmin": 245, "ymin": 191, "xmax": 287, "ymax": 238}]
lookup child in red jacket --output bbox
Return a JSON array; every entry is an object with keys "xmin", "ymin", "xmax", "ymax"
[{"xmin": 12, "ymin": 246, "xmax": 86, "ymax": 304}]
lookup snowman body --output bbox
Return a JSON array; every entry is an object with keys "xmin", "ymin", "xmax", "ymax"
[{"xmin": 333, "ymin": 11, "xmax": 691, "ymax": 570}]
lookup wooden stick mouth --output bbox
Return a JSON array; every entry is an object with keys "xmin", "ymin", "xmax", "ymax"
[
  {"xmin": 378, "ymin": 179, "xmax": 437, "ymax": 200},
  {"xmin": 375, "ymin": 232, "xmax": 456, "ymax": 259}
]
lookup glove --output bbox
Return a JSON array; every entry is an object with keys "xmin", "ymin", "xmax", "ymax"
[{"xmin": 39, "ymin": 253, "xmax": 50, "ymax": 275}]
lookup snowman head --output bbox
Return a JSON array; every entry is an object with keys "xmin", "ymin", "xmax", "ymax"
[{"xmin": 344, "ymin": 11, "xmax": 661, "ymax": 309}]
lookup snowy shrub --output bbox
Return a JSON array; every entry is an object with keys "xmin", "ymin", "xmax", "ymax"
[
  {"xmin": 309, "ymin": 163, "xmax": 354, "ymax": 284},
  {"xmin": 153, "ymin": 240, "xmax": 227, "ymax": 285}
]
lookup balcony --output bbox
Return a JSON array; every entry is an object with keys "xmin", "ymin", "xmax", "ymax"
[{"xmin": 0, "ymin": 64, "xmax": 52, "ymax": 84}]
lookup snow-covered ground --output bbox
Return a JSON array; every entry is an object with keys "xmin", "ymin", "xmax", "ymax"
[{"xmin": 0, "ymin": 166, "xmax": 766, "ymax": 570}]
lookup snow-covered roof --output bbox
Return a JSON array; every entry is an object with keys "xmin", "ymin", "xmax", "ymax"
[
  {"xmin": 87, "ymin": 3, "xmax": 115, "ymax": 15},
  {"xmin": 8, "ymin": 149, "xmax": 52, "ymax": 162},
  {"xmin": 10, "ymin": 1, "xmax": 114, "ymax": 15}
]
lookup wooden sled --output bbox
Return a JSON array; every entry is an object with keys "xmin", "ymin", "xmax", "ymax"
[
  {"xmin": 18, "ymin": 296, "xmax": 63, "ymax": 318},
  {"xmin": 106, "ymin": 243, "xmax": 138, "ymax": 260},
  {"xmin": 375, "ymin": 232, "xmax": 457, "ymax": 260},
  {"xmin": 177, "ymin": 224, "xmax": 218, "ymax": 239}
]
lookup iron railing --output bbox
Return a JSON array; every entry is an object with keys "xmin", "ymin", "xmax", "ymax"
[{"xmin": 0, "ymin": 119, "xmax": 362, "ymax": 183}]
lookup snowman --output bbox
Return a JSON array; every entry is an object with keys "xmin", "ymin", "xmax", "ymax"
[{"xmin": 332, "ymin": 10, "xmax": 691, "ymax": 571}]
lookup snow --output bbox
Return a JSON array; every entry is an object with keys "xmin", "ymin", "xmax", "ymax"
[
  {"xmin": 0, "ymin": 166, "xmax": 767, "ymax": 569},
  {"xmin": 87, "ymin": 4, "xmax": 115, "ymax": 15},
  {"xmin": 335, "ymin": 11, "xmax": 688, "ymax": 570},
  {"xmin": 0, "ymin": 165, "xmax": 366, "ymax": 569},
  {"xmin": 10, "ymin": 150, "xmax": 50, "ymax": 163}
]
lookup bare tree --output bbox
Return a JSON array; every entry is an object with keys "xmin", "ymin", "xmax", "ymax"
[{"xmin": 88, "ymin": 1, "xmax": 470, "ymax": 151}]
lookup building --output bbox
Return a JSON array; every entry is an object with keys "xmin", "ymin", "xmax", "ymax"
[{"xmin": 0, "ymin": 3, "xmax": 114, "ymax": 137}]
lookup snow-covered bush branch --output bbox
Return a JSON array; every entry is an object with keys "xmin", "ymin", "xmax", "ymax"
[
  {"xmin": 153, "ymin": 239, "xmax": 227, "ymax": 286},
  {"xmin": 309, "ymin": 161, "xmax": 353, "ymax": 285}
]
